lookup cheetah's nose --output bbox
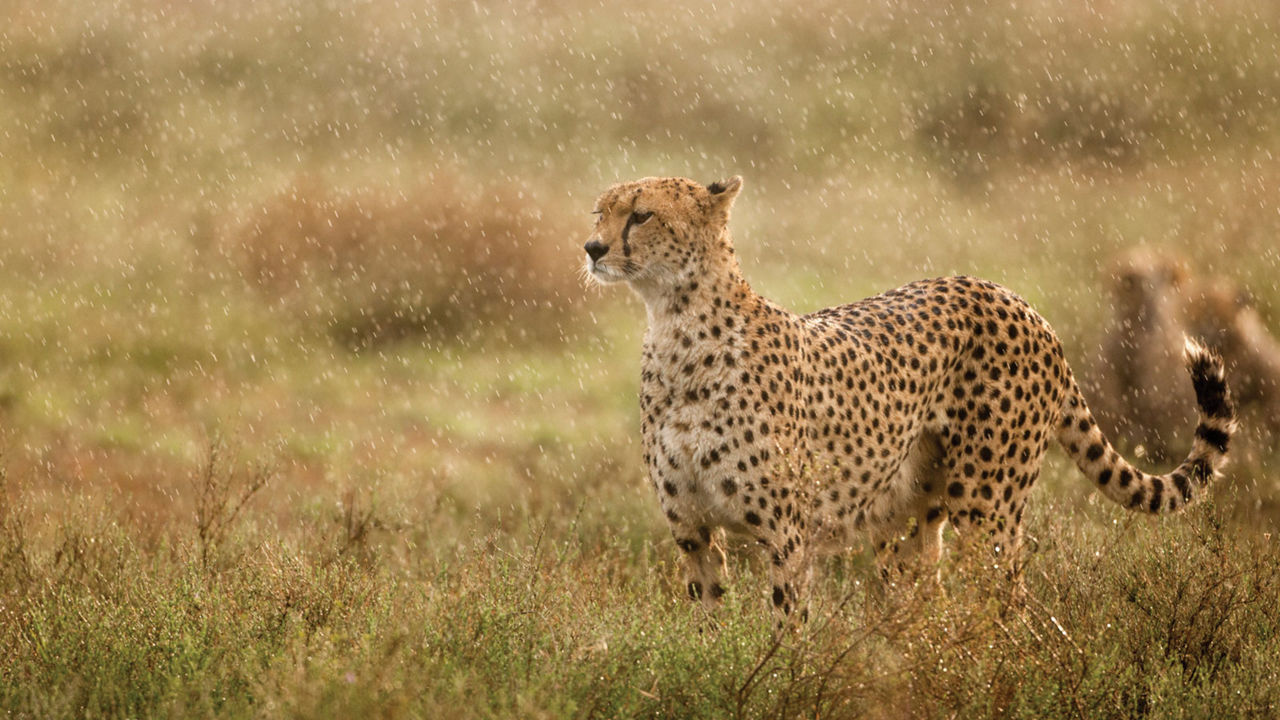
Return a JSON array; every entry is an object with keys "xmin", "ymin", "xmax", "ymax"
[{"xmin": 584, "ymin": 241, "xmax": 609, "ymax": 262}]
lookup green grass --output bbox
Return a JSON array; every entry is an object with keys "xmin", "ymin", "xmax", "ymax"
[{"xmin": 3, "ymin": 0, "xmax": 1280, "ymax": 717}]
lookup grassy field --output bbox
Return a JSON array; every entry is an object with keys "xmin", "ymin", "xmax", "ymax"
[{"xmin": 3, "ymin": 0, "xmax": 1280, "ymax": 717}]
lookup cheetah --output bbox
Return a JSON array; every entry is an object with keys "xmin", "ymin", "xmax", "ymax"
[
  {"xmin": 1187, "ymin": 280, "xmax": 1280, "ymax": 448},
  {"xmin": 1088, "ymin": 250, "xmax": 1199, "ymax": 463},
  {"xmin": 583, "ymin": 176, "xmax": 1236, "ymax": 623},
  {"xmin": 1088, "ymin": 251, "xmax": 1280, "ymax": 459}
]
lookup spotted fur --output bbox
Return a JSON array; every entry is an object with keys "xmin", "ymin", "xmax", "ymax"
[{"xmin": 584, "ymin": 176, "xmax": 1237, "ymax": 624}]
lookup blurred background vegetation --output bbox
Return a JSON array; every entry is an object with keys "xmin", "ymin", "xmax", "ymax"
[{"xmin": 3, "ymin": 0, "xmax": 1280, "ymax": 717}]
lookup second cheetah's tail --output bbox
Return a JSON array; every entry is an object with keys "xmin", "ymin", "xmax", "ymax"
[{"xmin": 1056, "ymin": 338, "xmax": 1237, "ymax": 514}]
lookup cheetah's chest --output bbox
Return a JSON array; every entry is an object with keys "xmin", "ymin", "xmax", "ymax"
[{"xmin": 643, "ymin": 382, "xmax": 733, "ymax": 479}]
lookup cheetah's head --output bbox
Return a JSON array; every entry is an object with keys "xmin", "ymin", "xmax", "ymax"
[
  {"xmin": 1108, "ymin": 248, "xmax": 1189, "ymax": 315},
  {"xmin": 583, "ymin": 175, "xmax": 742, "ymax": 294}
]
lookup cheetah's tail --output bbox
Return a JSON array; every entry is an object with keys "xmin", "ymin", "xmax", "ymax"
[{"xmin": 1057, "ymin": 338, "xmax": 1237, "ymax": 514}]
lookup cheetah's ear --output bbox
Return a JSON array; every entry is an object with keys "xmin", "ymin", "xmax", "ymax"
[
  {"xmin": 705, "ymin": 176, "xmax": 743, "ymax": 212},
  {"xmin": 1165, "ymin": 255, "xmax": 1191, "ymax": 287},
  {"xmin": 1235, "ymin": 287, "xmax": 1254, "ymax": 309}
]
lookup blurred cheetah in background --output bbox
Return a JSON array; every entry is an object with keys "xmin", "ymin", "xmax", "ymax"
[
  {"xmin": 1090, "ymin": 250, "xmax": 1280, "ymax": 460},
  {"xmin": 584, "ymin": 176, "xmax": 1236, "ymax": 624},
  {"xmin": 1188, "ymin": 281, "xmax": 1280, "ymax": 443},
  {"xmin": 1089, "ymin": 250, "xmax": 1199, "ymax": 463}
]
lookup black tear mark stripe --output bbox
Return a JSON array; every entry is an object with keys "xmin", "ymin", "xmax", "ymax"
[{"xmin": 621, "ymin": 213, "xmax": 637, "ymax": 257}]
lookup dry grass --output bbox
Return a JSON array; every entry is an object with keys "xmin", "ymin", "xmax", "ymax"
[{"xmin": 3, "ymin": 457, "xmax": 1280, "ymax": 719}]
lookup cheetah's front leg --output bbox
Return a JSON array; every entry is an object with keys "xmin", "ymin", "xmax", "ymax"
[
  {"xmin": 753, "ymin": 517, "xmax": 812, "ymax": 630},
  {"xmin": 672, "ymin": 524, "xmax": 728, "ymax": 612}
]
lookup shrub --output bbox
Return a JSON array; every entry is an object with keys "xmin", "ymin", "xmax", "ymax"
[
  {"xmin": 917, "ymin": 81, "xmax": 1155, "ymax": 178},
  {"xmin": 221, "ymin": 172, "xmax": 579, "ymax": 348}
]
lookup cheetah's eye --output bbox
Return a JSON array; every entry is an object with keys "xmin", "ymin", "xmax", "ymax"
[{"xmin": 630, "ymin": 210, "xmax": 653, "ymax": 225}]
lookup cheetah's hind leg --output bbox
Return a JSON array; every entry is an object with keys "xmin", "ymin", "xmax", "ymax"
[
  {"xmin": 872, "ymin": 432, "xmax": 948, "ymax": 589},
  {"xmin": 872, "ymin": 494, "xmax": 947, "ymax": 588}
]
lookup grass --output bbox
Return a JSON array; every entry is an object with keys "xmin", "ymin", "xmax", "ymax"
[
  {"xmin": 5, "ymin": 463, "xmax": 1280, "ymax": 718},
  {"xmin": 2, "ymin": 0, "xmax": 1280, "ymax": 717}
]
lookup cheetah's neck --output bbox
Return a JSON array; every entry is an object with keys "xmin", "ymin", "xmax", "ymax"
[{"xmin": 639, "ymin": 261, "xmax": 800, "ymax": 395}]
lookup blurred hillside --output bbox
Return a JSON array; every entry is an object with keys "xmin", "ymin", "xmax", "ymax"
[
  {"xmin": 2, "ymin": 0, "xmax": 1279, "ymax": 333},
  {"xmin": 2, "ymin": 0, "xmax": 1277, "ymax": 466},
  {"xmin": 3, "ymin": 1, "xmax": 1280, "ymax": 717}
]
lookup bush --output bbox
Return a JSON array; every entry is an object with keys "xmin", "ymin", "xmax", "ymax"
[
  {"xmin": 916, "ymin": 80, "xmax": 1155, "ymax": 178},
  {"xmin": 221, "ymin": 172, "xmax": 579, "ymax": 348}
]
